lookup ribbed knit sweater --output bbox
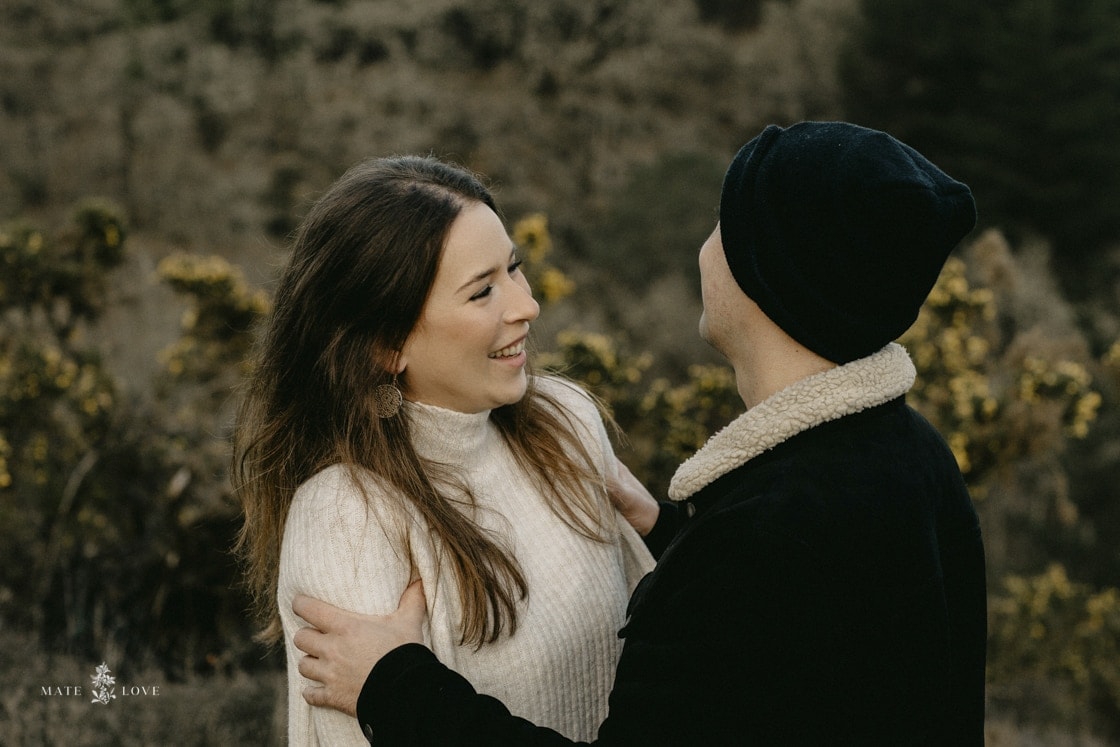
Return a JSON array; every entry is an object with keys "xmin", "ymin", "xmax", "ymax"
[{"xmin": 278, "ymin": 376, "xmax": 654, "ymax": 745}]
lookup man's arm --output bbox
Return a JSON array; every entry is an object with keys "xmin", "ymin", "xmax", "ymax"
[
  {"xmin": 293, "ymin": 581, "xmax": 427, "ymax": 717},
  {"xmin": 293, "ymin": 504, "xmax": 812, "ymax": 746},
  {"xmin": 359, "ymin": 643, "xmax": 582, "ymax": 746},
  {"xmin": 294, "ymin": 587, "xmax": 584, "ymax": 745}
]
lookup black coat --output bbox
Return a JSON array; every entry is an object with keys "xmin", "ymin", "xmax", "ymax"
[{"xmin": 358, "ymin": 347, "xmax": 987, "ymax": 746}]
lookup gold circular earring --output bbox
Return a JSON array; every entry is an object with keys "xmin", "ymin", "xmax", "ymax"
[{"xmin": 374, "ymin": 375, "xmax": 403, "ymax": 418}]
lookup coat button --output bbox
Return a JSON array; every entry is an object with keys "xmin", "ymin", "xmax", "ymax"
[{"xmin": 362, "ymin": 723, "xmax": 374, "ymax": 741}]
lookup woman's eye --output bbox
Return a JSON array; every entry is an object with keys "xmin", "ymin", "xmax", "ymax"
[{"xmin": 469, "ymin": 258, "xmax": 520, "ymax": 300}]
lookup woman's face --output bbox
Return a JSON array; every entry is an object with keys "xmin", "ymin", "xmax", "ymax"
[{"xmin": 398, "ymin": 201, "xmax": 540, "ymax": 414}]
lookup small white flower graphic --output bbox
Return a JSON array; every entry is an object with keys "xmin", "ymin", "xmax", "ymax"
[{"xmin": 90, "ymin": 662, "xmax": 116, "ymax": 705}]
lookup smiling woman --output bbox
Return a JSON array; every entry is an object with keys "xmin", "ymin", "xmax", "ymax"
[
  {"xmin": 230, "ymin": 155, "xmax": 653, "ymax": 745},
  {"xmin": 398, "ymin": 202, "xmax": 540, "ymax": 414}
]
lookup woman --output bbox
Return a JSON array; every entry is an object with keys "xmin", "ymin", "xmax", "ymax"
[{"xmin": 232, "ymin": 156, "xmax": 653, "ymax": 744}]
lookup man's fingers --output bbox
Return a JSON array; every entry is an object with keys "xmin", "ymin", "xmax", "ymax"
[
  {"xmin": 292, "ymin": 625, "xmax": 325, "ymax": 657},
  {"xmin": 290, "ymin": 588, "xmax": 426, "ymax": 718},
  {"xmin": 292, "ymin": 594, "xmax": 341, "ymax": 629},
  {"xmin": 297, "ymin": 652, "xmax": 323, "ymax": 682},
  {"xmin": 291, "ymin": 595, "xmax": 351, "ymax": 631},
  {"xmin": 302, "ymin": 684, "xmax": 327, "ymax": 708},
  {"xmin": 303, "ymin": 684, "xmax": 358, "ymax": 717}
]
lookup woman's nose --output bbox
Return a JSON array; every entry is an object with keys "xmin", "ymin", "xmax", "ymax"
[{"xmin": 507, "ymin": 277, "xmax": 540, "ymax": 323}]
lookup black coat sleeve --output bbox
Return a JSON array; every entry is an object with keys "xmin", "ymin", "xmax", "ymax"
[
  {"xmin": 353, "ymin": 519, "xmax": 832, "ymax": 746},
  {"xmin": 357, "ymin": 644, "xmax": 586, "ymax": 746},
  {"xmin": 640, "ymin": 500, "xmax": 688, "ymax": 559}
]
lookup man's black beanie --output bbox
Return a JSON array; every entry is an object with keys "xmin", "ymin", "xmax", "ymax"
[{"xmin": 719, "ymin": 121, "xmax": 977, "ymax": 364}]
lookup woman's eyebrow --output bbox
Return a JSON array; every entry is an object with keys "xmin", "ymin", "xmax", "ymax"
[{"xmin": 456, "ymin": 246, "xmax": 516, "ymax": 294}]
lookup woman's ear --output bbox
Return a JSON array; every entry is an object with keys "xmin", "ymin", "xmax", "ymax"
[
  {"xmin": 393, "ymin": 334, "xmax": 417, "ymax": 376},
  {"xmin": 377, "ymin": 348, "xmax": 407, "ymax": 376}
]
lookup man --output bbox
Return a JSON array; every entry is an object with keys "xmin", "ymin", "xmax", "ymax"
[{"xmin": 291, "ymin": 121, "xmax": 987, "ymax": 745}]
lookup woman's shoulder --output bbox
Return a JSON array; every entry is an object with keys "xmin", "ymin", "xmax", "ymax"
[
  {"xmin": 531, "ymin": 374, "xmax": 615, "ymax": 465},
  {"xmin": 532, "ymin": 373, "xmax": 599, "ymax": 420},
  {"xmin": 293, "ymin": 464, "xmax": 363, "ymax": 505},
  {"xmin": 282, "ymin": 464, "xmax": 414, "ymax": 572},
  {"xmin": 290, "ymin": 464, "xmax": 406, "ymax": 525}
]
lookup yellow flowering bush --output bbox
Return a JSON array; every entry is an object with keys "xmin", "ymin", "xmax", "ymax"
[
  {"xmin": 513, "ymin": 212, "xmax": 552, "ymax": 265},
  {"xmin": 0, "ymin": 434, "xmax": 11, "ymax": 489},
  {"xmin": 0, "ymin": 199, "xmax": 125, "ymax": 335},
  {"xmin": 0, "ymin": 207, "xmax": 127, "ymax": 651},
  {"xmin": 0, "ymin": 206, "xmax": 260, "ymax": 674},
  {"xmin": 156, "ymin": 253, "xmax": 270, "ymax": 383},
  {"xmin": 900, "ymin": 231, "xmax": 1119, "ymax": 735},
  {"xmin": 512, "ymin": 213, "xmax": 574, "ymax": 304},
  {"xmin": 0, "ymin": 203, "xmax": 122, "ymax": 536},
  {"xmin": 539, "ymin": 327, "xmax": 740, "ymax": 493},
  {"xmin": 0, "ymin": 227, "xmax": 43, "ymax": 308},
  {"xmin": 633, "ymin": 365, "xmax": 740, "ymax": 489},
  {"xmin": 988, "ymin": 564, "xmax": 1120, "ymax": 734},
  {"xmin": 899, "ymin": 234, "xmax": 1101, "ymax": 498},
  {"xmin": 1017, "ymin": 357, "xmax": 1102, "ymax": 439},
  {"xmin": 901, "ymin": 256, "xmax": 1001, "ymax": 477},
  {"xmin": 1106, "ymin": 341, "xmax": 1120, "ymax": 370}
]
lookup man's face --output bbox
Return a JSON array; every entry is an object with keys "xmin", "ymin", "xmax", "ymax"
[{"xmin": 697, "ymin": 223, "xmax": 739, "ymax": 358}]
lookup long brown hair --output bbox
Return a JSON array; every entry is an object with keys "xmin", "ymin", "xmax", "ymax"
[{"xmin": 232, "ymin": 155, "xmax": 609, "ymax": 647}]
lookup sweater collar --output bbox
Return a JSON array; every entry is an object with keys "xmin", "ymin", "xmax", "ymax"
[
  {"xmin": 667, "ymin": 343, "xmax": 916, "ymax": 501},
  {"xmin": 404, "ymin": 399, "xmax": 497, "ymax": 466}
]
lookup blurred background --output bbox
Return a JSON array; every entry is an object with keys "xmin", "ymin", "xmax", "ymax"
[{"xmin": 1, "ymin": 0, "xmax": 1119, "ymax": 744}]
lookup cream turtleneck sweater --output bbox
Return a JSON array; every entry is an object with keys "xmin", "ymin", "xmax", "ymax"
[{"xmin": 278, "ymin": 376, "xmax": 654, "ymax": 744}]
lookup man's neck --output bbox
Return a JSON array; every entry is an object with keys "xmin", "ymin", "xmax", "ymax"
[{"xmin": 733, "ymin": 339, "xmax": 837, "ymax": 410}]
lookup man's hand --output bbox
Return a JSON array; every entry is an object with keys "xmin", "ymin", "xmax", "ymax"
[
  {"xmin": 608, "ymin": 456, "xmax": 660, "ymax": 537},
  {"xmin": 292, "ymin": 580, "xmax": 427, "ymax": 716}
]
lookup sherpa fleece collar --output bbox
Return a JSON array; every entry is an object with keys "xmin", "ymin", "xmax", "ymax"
[{"xmin": 667, "ymin": 343, "xmax": 916, "ymax": 501}]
